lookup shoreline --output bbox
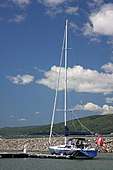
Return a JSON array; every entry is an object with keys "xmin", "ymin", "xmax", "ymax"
[{"xmin": 0, "ymin": 136, "xmax": 113, "ymax": 153}]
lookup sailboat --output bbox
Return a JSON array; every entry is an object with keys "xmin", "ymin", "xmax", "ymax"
[{"xmin": 48, "ymin": 20, "xmax": 97, "ymax": 159}]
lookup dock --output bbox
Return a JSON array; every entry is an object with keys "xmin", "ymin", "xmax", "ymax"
[
  {"xmin": 0, "ymin": 152, "xmax": 71, "ymax": 159},
  {"xmin": 0, "ymin": 152, "xmax": 29, "ymax": 159}
]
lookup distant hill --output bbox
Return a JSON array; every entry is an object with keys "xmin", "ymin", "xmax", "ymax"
[{"xmin": 0, "ymin": 114, "xmax": 113, "ymax": 138}]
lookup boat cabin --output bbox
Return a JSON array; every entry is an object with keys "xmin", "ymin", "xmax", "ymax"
[{"xmin": 66, "ymin": 137, "xmax": 89, "ymax": 149}]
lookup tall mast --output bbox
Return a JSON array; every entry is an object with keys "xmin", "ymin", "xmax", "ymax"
[
  {"xmin": 64, "ymin": 19, "xmax": 68, "ymax": 145},
  {"xmin": 49, "ymin": 21, "xmax": 66, "ymax": 145},
  {"xmin": 49, "ymin": 20, "xmax": 68, "ymax": 145}
]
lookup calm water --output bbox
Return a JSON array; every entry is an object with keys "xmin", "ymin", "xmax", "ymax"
[{"xmin": 0, "ymin": 153, "xmax": 113, "ymax": 170}]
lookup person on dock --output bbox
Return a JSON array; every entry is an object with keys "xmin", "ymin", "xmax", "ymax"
[{"xmin": 96, "ymin": 135, "xmax": 107, "ymax": 152}]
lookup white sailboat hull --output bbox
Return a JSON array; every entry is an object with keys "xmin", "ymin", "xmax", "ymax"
[{"xmin": 49, "ymin": 145, "xmax": 97, "ymax": 158}]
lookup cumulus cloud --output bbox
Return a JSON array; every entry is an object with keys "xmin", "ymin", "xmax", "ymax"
[
  {"xmin": 7, "ymin": 74, "xmax": 34, "ymax": 85},
  {"xmin": 101, "ymin": 63, "xmax": 113, "ymax": 73},
  {"xmin": 36, "ymin": 65, "xmax": 113, "ymax": 94},
  {"xmin": 87, "ymin": 3, "xmax": 113, "ymax": 36},
  {"xmin": 74, "ymin": 102, "xmax": 113, "ymax": 115},
  {"xmin": 74, "ymin": 102, "xmax": 101, "ymax": 112},
  {"xmin": 83, "ymin": 102, "xmax": 101, "ymax": 112}
]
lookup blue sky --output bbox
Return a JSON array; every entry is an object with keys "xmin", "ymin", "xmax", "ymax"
[{"xmin": 1, "ymin": 0, "xmax": 113, "ymax": 127}]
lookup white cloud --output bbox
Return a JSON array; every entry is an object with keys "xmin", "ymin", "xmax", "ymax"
[
  {"xmin": 89, "ymin": 37, "xmax": 101, "ymax": 43},
  {"xmin": 102, "ymin": 105, "xmax": 113, "ymax": 114},
  {"xmin": 38, "ymin": 0, "xmax": 78, "ymax": 16},
  {"xmin": 8, "ymin": 14, "xmax": 26, "ymax": 23},
  {"xmin": 7, "ymin": 74, "xmax": 34, "ymax": 85},
  {"xmin": 0, "ymin": 1, "xmax": 29, "ymax": 23},
  {"xmin": 106, "ymin": 97, "xmax": 113, "ymax": 104},
  {"xmin": 74, "ymin": 102, "xmax": 113, "ymax": 115},
  {"xmin": 70, "ymin": 21, "xmax": 79, "ymax": 30},
  {"xmin": 101, "ymin": 63, "xmax": 113, "ymax": 73},
  {"xmin": 69, "ymin": 21, "xmax": 81, "ymax": 35},
  {"xmin": 34, "ymin": 111, "xmax": 40, "ymax": 115},
  {"xmin": 83, "ymin": 23, "xmax": 95, "ymax": 37},
  {"xmin": 84, "ymin": 102, "xmax": 101, "ymax": 112},
  {"xmin": 36, "ymin": 65, "xmax": 113, "ymax": 94},
  {"xmin": 38, "ymin": 0, "xmax": 66, "ymax": 7},
  {"xmin": 82, "ymin": 22, "xmax": 101, "ymax": 43},
  {"xmin": 11, "ymin": 0, "xmax": 31, "ymax": 7},
  {"xmin": 46, "ymin": 7, "xmax": 63, "ymax": 16},
  {"xmin": 65, "ymin": 6, "xmax": 79, "ymax": 15},
  {"xmin": 18, "ymin": 118, "xmax": 27, "ymax": 121},
  {"xmin": 74, "ymin": 102, "xmax": 102, "ymax": 112},
  {"xmin": 89, "ymin": 3, "xmax": 113, "ymax": 36}
]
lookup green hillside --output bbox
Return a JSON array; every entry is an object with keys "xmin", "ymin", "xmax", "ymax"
[{"xmin": 0, "ymin": 114, "xmax": 113, "ymax": 138}]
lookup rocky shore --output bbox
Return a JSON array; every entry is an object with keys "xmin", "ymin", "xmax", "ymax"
[{"xmin": 0, "ymin": 136, "xmax": 113, "ymax": 153}]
